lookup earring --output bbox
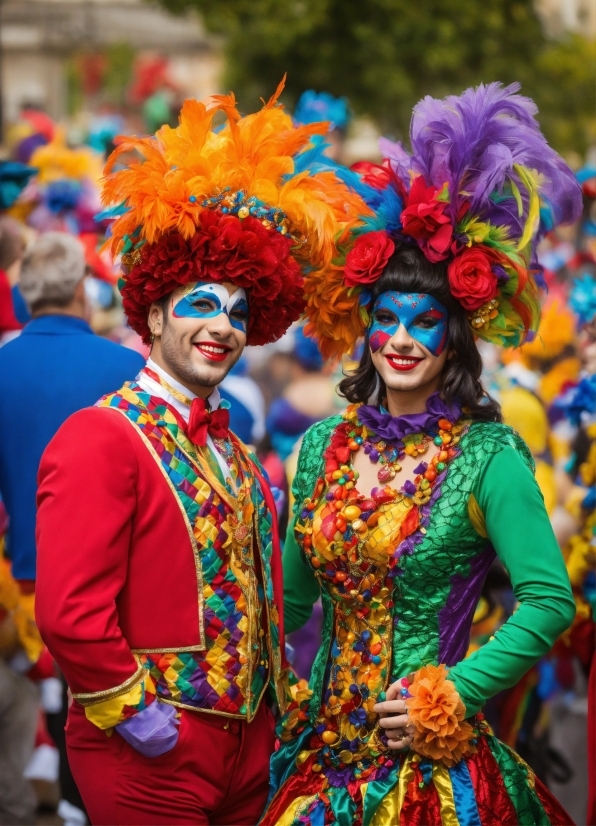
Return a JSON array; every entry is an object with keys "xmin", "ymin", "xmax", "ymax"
[{"xmin": 150, "ymin": 331, "xmax": 155, "ymax": 343}]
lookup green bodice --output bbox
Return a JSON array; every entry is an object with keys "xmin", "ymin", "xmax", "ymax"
[
  {"xmin": 272, "ymin": 408, "xmax": 575, "ymax": 819},
  {"xmin": 290, "ymin": 415, "xmax": 535, "ymax": 723}
]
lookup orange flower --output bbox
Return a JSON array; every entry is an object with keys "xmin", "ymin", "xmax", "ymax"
[{"xmin": 406, "ymin": 663, "xmax": 475, "ymax": 767}]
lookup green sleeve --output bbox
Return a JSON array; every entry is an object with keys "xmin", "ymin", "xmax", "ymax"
[
  {"xmin": 283, "ymin": 515, "xmax": 321, "ymax": 634},
  {"xmin": 281, "ymin": 418, "xmax": 336, "ymax": 634},
  {"xmin": 448, "ymin": 445, "xmax": 576, "ymax": 717}
]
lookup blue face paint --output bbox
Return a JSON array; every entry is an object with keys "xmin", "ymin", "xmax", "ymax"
[
  {"xmin": 172, "ymin": 282, "xmax": 249, "ymax": 333},
  {"xmin": 369, "ymin": 292, "xmax": 449, "ymax": 356}
]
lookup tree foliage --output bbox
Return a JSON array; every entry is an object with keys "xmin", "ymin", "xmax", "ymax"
[{"xmin": 155, "ymin": 0, "xmax": 596, "ymax": 153}]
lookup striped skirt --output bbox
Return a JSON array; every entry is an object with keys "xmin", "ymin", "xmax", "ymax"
[{"xmin": 260, "ymin": 733, "xmax": 572, "ymax": 826}]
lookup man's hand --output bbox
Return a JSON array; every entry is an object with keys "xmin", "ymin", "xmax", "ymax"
[{"xmin": 373, "ymin": 680, "xmax": 414, "ymax": 751}]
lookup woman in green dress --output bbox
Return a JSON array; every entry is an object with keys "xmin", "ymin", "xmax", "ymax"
[{"xmin": 260, "ymin": 84, "xmax": 581, "ymax": 826}]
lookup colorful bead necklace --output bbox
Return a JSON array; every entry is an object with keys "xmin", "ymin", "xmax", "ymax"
[
  {"xmin": 361, "ymin": 432, "xmax": 430, "ymax": 483},
  {"xmin": 328, "ymin": 405, "xmax": 463, "ymax": 505}
]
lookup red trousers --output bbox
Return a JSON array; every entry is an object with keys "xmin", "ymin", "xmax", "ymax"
[{"xmin": 66, "ymin": 701, "xmax": 275, "ymax": 825}]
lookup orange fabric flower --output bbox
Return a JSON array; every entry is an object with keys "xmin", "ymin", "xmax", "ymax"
[{"xmin": 406, "ymin": 663, "xmax": 475, "ymax": 767}]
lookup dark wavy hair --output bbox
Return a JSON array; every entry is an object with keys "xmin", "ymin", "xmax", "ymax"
[{"xmin": 338, "ymin": 246, "xmax": 502, "ymax": 422}]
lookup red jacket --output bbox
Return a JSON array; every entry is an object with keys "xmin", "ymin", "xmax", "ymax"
[{"xmin": 35, "ymin": 406, "xmax": 286, "ymax": 697}]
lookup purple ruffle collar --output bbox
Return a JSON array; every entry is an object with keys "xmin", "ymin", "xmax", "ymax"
[{"xmin": 357, "ymin": 392, "xmax": 461, "ymax": 443}]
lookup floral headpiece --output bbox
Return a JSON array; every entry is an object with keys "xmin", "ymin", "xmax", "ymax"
[
  {"xmin": 99, "ymin": 80, "xmax": 371, "ymax": 345},
  {"xmin": 303, "ymin": 83, "xmax": 582, "ymax": 360}
]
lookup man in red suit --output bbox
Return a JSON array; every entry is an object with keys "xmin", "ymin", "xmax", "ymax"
[{"xmin": 35, "ymin": 86, "xmax": 363, "ymax": 825}]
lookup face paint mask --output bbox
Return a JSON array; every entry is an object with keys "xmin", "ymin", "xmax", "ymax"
[
  {"xmin": 172, "ymin": 282, "xmax": 249, "ymax": 333},
  {"xmin": 369, "ymin": 291, "xmax": 448, "ymax": 356}
]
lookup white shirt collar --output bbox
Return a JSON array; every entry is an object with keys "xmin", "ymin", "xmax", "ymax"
[{"xmin": 137, "ymin": 357, "xmax": 221, "ymax": 424}]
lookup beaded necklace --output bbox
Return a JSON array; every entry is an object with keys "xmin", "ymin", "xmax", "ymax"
[
  {"xmin": 326, "ymin": 405, "xmax": 462, "ymax": 509},
  {"xmin": 305, "ymin": 406, "xmax": 465, "ymax": 578},
  {"xmin": 361, "ymin": 432, "xmax": 429, "ymax": 483}
]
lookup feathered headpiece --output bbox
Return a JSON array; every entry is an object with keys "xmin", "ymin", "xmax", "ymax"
[
  {"xmin": 0, "ymin": 162, "xmax": 37, "ymax": 210},
  {"xmin": 518, "ymin": 293, "xmax": 576, "ymax": 361},
  {"xmin": 303, "ymin": 82, "xmax": 582, "ymax": 360},
  {"xmin": 569, "ymin": 272, "xmax": 596, "ymax": 327},
  {"xmin": 293, "ymin": 91, "xmax": 352, "ymax": 132},
  {"xmin": 99, "ymin": 80, "xmax": 371, "ymax": 345}
]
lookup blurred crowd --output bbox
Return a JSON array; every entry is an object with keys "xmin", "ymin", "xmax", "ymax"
[{"xmin": 0, "ymin": 91, "xmax": 594, "ymax": 825}]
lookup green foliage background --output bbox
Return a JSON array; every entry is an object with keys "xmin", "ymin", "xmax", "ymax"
[{"xmin": 155, "ymin": 0, "xmax": 595, "ymax": 154}]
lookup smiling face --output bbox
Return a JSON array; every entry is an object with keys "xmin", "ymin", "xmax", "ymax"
[
  {"xmin": 148, "ymin": 280, "xmax": 248, "ymax": 396},
  {"xmin": 369, "ymin": 291, "xmax": 450, "ymax": 397}
]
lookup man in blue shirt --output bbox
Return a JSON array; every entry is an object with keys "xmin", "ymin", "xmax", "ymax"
[
  {"xmin": 0, "ymin": 231, "xmax": 144, "ymax": 824},
  {"xmin": 0, "ymin": 231, "xmax": 145, "ymax": 582}
]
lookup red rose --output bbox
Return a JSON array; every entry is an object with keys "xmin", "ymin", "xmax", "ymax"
[
  {"xmin": 447, "ymin": 246, "xmax": 500, "ymax": 311},
  {"xmin": 401, "ymin": 176, "xmax": 453, "ymax": 263},
  {"xmin": 344, "ymin": 231, "xmax": 395, "ymax": 287},
  {"xmin": 350, "ymin": 161, "xmax": 392, "ymax": 191}
]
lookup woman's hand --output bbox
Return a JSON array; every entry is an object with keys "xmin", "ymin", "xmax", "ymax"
[{"xmin": 373, "ymin": 679, "xmax": 414, "ymax": 751}]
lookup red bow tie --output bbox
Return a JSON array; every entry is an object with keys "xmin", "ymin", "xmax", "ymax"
[{"xmin": 187, "ymin": 398, "xmax": 230, "ymax": 447}]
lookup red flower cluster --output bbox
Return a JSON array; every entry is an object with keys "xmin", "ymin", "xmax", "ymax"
[
  {"xmin": 344, "ymin": 231, "xmax": 395, "ymax": 288},
  {"xmin": 121, "ymin": 210, "xmax": 305, "ymax": 345},
  {"xmin": 401, "ymin": 176, "xmax": 453, "ymax": 263},
  {"xmin": 350, "ymin": 161, "xmax": 393, "ymax": 192},
  {"xmin": 447, "ymin": 246, "xmax": 500, "ymax": 311}
]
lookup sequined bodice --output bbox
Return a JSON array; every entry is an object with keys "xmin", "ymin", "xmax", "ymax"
[
  {"xmin": 280, "ymin": 410, "xmax": 536, "ymax": 788},
  {"xmin": 283, "ymin": 408, "xmax": 514, "ymax": 781},
  {"xmin": 306, "ymin": 491, "xmax": 411, "ymax": 766},
  {"xmin": 293, "ymin": 401, "xmax": 463, "ymax": 772}
]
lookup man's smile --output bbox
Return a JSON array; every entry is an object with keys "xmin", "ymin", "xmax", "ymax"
[{"xmin": 193, "ymin": 341, "xmax": 232, "ymax": 362}]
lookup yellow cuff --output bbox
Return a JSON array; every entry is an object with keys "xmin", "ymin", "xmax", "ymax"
[{"xmin": 84, "ymin": 673, "xmax": 156, "ymax": 730}]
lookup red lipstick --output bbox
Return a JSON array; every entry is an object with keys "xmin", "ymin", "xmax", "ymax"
[
  {"xmin": 194, "ymin": 341, "xmax": 232, "ymax": 363},
  {"xmin": 385, "ymin": 354, "xmax": 423, "ymax": 372}
]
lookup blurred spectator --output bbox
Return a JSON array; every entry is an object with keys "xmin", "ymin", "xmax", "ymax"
[
  {"xmin": 220, "ymin": 356, "xmax": 266, "ymax": 447},
  {"xmin": 0, "ymin": 500, "xmax": 39, "ymax": 826},
  {"xmin": 266, "ymin": 326, "xmax": 337, "ymax": 461},
  {"xmin": 0, "ymin": 232, "xmax": 145, "ymax": 822},
  {"xmin": 0, "ymin": 230, "xmax": 145, "ymax": 581},
  {"xmin": 0, "ymin": 217, "xmax": 27, "ymax": 345}
]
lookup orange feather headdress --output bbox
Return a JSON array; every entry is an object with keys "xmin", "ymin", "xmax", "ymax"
[{"xmin": 99, "ymin": 79, "xmax": 372, "ymax": 345}]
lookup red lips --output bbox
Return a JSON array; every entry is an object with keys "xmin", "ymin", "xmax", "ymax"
[
  {"xmin": 193, "ymin": 341, "xmax": 232, "ymax": 363},
  {"xmin": 384, "ymin": 354, "xmax": 423, "ymax": 372}
]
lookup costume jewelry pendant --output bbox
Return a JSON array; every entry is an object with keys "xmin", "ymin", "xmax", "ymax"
[{"xmin": 360, "ymin": 433, "xmax": 430, "ymax": 484}]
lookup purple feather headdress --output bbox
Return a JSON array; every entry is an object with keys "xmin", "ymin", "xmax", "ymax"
[
  {"xmin": 302, "ymin": 82, "xmax": 582, "ymax": 359},
  {"xmin": 409, "ymin": 82, "xmax": 580, "ymax": 232}
]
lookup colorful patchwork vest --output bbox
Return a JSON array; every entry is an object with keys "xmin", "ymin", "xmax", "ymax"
[{"xmin": 97, "ymin": 381, "xmax": 285, "ymax": 721}]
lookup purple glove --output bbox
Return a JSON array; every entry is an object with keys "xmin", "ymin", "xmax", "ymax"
[{"xmin": 116, "ymin": 702, "xmax": 180, "ymax": 758}]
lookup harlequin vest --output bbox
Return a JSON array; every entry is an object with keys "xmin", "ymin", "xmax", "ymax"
[{"xmin": 97, "ymin": 381, "xmax": 286, "ymax": 720}]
